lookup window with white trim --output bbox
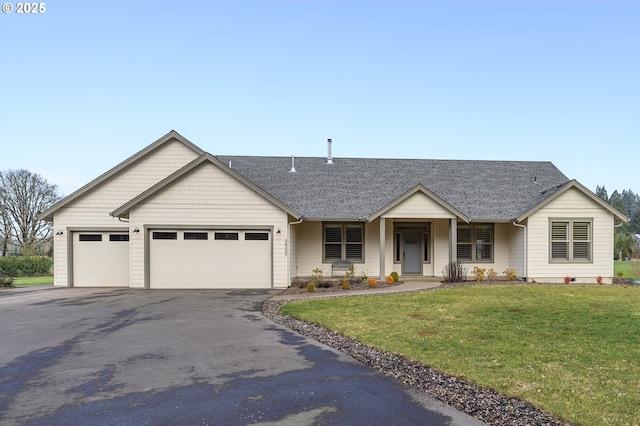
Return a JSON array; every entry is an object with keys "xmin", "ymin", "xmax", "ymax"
[
  {"xmin": 457, "ymin": 223, "xmax": 493, "ymax": 262},
  {"xmin": 323, "ymin": 223, "xmax": 364, "ymax": 262},
  {"xmin": 550, "ymin": 219, "xmax": 592, "ymax": 262}
]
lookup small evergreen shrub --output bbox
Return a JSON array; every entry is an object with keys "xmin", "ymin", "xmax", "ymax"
[
  {"xmin": 306, "ymin": 281, "xmax": 316, "ymax": 292},
  {"xmin": 0, "ymin": 275, "xmax": 14, "ymax": 288},
  {"xmin": 390, "ymin": 271, "xmax": 399, "ymax": 282},
  {"xmin": 341, "ymin": 279, "xmax": 350, "ymax": 290},
  {"xmin": 487, "ymin": 268, "xmax": 498, "ymax": 281},
  {"xmin": 472, "ymin": 266, "xmax": 486, "ymax": 282},
  {"xmin": 503, "ymin": 268, "xmax": 518, "ymax": 281}
]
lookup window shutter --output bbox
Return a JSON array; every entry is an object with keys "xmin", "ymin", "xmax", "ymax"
[
  {"xmin": 572, "ymin": 222, "xmax": 591, "ymax": 260},
  {"xmin": 325, "ymin": 227, "xmax": 342, "ymax": 243},
  {"xmin": 551, "ymin": 222, "xmax": 568, "ymax": 240},
  {"xmin": 457, "ymin": 226, "xmax": 471, "ymax": 243},
  {"xmin": 346, "ymin": 226, "xmax": 362, "ymax": 242}
]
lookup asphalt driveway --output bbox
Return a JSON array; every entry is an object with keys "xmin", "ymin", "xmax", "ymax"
[{"xmin": 0, "ymin": 287, "xmax": 483, "ymax": 425}]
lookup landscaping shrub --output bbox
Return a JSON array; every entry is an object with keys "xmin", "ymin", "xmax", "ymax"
[
  {"xmin": 0, "ymin": 274, "xmax": 14, "ymax": 288},
  {"xmin": 306, "ymin": 281, "xmax": 316, "ymax": 292},
  {"xmin": 503, "ymin": 267, "xmax": 518, "ymax": 281},
  {"xmin": 472, "ymin": 266, "xmax": 486, "ymax": 282},
  {"xmin": 487, "ymin": 268, "xmax": 498, "ymax": 281},
  {"xmin": 341, "ymin": 279, "xmax": 350, "ymax": 290},
  {"xmin": 390, "ymin": 271, "xmax": 399, "ymax": 282},
  {"xmin": 385, "ymin": 275, "xmax": 394, "ymax": 285},
  {"xmin": 0, "ymin": 256, "xmax": 53, "ymax": 277},
  {"xmin": 442, "ymin": 262, "xmax": 466, "ymax": 282},
  {"xmin": 368, "ymin": 278, "xmax": 377, "ymax": 288}
]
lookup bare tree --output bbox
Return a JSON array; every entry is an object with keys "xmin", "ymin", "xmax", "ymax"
[{"xmin": 0, "ymin": 170, "xmax": 60, "ymax": 256}]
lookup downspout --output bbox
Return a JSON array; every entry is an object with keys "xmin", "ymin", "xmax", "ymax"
[
  {"xmin": 512, "ymin": 221, "xmax": 527, "ymax": 281},
  {"xmin": 287, "ymin": 217, "xmax": 304, "ymax": 286}
]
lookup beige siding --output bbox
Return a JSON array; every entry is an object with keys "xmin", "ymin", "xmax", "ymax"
[
  {"xmin": 70, "ymin": 140, "xmax": 199, "ymax": 209},
  {"xmin": 459, "ymin": 223, "xmax": 512, "ymax": 278},
  {"xmin": 433, "ymin": 219, "xmax": 451, "ymax": 277},
  {"xmin": 527, "ymin": 187, "xmax": 614, "ymax": 282},
  {"xmin": 294, "ymin": 221, "xmax": 380, "ymax": 279},
  {"xmin": 384, "ymin": 192, "xmax": 455, "ymax": 218},
  {"xmin": 288, "ymin": 219, "xmax": 302, "ymax": 283},
  {"xmin": 295, "ymin": 218, "xmax": 456, "ymax": 280},
  {"xmin": 51, "ymin": 140, "xmax": 199, "ymax": 287},
  {"xmin": 129, "ymin": 163, "xmax": 289, "ymax": 288},
  {"xmin": 508, "ymin": 222, "xmax": 526, "ymax": 277}
]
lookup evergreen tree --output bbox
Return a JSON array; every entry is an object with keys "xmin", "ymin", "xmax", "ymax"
[{"xmin": 595, "ymin": 185, "xmax": 609, "ymax": 202}]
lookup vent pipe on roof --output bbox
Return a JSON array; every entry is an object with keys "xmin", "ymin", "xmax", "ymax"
[
  {"xmin": 288, "ymin": 155, "xmax": 297, "ymax": 173},
  {"xmin": 326, "ymin": 138, "xmax": 333, "ymax": 164}
]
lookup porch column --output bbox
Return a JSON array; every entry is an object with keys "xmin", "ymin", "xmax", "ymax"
[
  {"xmin": 449, "ymin": 218, "xmax": 457, "ymax": 263},
  {"xmin": 379, "ymin": 217, "xmax": 386, "ymax": 279}
]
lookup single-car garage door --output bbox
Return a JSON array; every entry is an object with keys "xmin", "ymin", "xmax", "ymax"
[
  {"xmin": 149, "ymin": 229, "xmax": 272, "ymax": 289},
  {"xmin": 73, "ymin": 232, "xmax": 130, "ymax": 287}
]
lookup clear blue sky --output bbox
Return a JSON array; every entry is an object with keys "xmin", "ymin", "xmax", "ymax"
[{"xmin": 2, "ymin": 1, "xmax": 638, "ymax": 197}]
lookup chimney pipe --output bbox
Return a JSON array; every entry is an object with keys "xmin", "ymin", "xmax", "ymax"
[
  {"xmin": 326, "ymin": 138, "xmax": 333, "ymax": 164},
  {"xmin": 288, "ymin": 155, "xmax": 297, "ymax": 173}
]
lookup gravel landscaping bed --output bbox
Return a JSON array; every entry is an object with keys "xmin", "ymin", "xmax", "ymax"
[{"xmin": 263, "ymin": 287, "xmax": 570, "ymax": 426}]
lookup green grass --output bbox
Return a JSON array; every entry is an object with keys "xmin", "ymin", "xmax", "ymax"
[
  {"xmin": 281, "ymin": 286, "xmax": 640, "ymax": 426},
  {"xmin": 13, "ymin": 276, "xmax": 54, "ymax": 286},
  {"xmin": 615, "ymin": 260, "xmax": 640, "ymax": 279}
]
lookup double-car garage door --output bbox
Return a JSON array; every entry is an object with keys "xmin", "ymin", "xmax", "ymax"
[
  {"xmin": 149, "ymin": 229, "xmax": 272, "ymax": 289},
  {"xmin": 72, "ymin": 229, "xmax": 272, "ymax": 288}
]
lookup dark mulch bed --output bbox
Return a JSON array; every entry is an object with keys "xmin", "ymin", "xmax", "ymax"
[{"xmin": 281, "ymin": 277, "xmax": 403, "ymax": 295}]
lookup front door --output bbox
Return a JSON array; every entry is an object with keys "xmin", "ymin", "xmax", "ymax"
[{"xmin": 403, "ymin": 233, "xmax": 421, "ymax": 274}]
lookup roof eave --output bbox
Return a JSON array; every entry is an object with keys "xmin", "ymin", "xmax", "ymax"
[{"xmin": 515, "ymin": 179, "xmax": 629, "ymax": 223}]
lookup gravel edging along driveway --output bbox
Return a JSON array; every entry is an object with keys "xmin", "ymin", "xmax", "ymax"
[{"xmin": 262, "ymin": 288, "xmax": 571, "ymax": 426}]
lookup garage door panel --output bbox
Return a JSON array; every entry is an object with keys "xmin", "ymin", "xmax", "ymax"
[
  {"xmin": 73, "ymin": 232, "xmax": 129, "ymax": 287},
  {"xmin": 150, "ymin": 230, "xmax": 271, "ymax": 289}
]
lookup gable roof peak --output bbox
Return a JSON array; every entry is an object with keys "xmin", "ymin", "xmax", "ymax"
[{"xmin": 38, "ymin": 130, "xmax": 205, "ymax": 221}]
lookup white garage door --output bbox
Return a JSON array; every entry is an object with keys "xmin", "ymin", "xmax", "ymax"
[
  {"xmin": 149, "ymin": 230, "xmax": 272, "ymax": 289},
  {"xmin": 73, "ymin": 232, "xmax": 130, "ymax": 287}
]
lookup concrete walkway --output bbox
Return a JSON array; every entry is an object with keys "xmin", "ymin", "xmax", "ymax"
[{"xmin": 269, "ymin": 279, "xmax": 442, "ymax": 301}]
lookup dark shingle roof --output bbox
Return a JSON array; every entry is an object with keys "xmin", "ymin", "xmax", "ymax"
[{"xmin": 215, "ymin": 156, "xmax": 569, "ymax": 221}]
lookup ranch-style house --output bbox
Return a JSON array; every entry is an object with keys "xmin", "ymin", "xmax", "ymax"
[{"xmin": 39, "ymin": 131, "xmax": 628, "ymax": 289}]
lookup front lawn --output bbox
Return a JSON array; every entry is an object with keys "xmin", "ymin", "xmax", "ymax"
[
  {"xmin": 281, "ymin": 285, "xmax": 640, "ymax": 426},
  {"xmin": 13, "ymin": 276, "xmax": 54, "ymax": 286}
]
